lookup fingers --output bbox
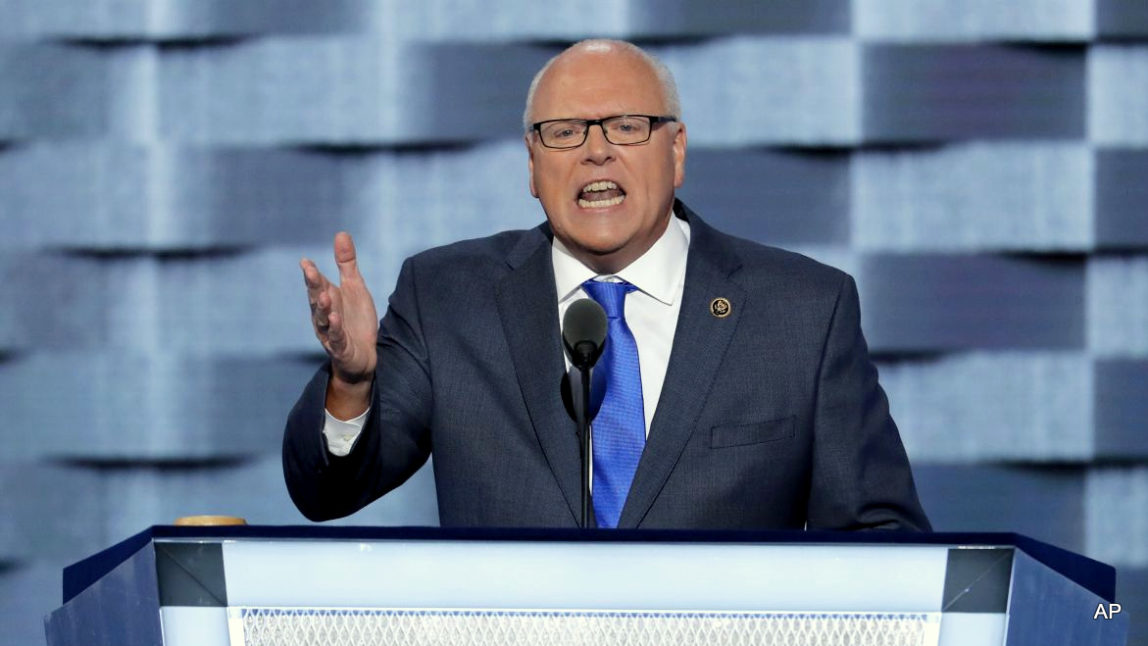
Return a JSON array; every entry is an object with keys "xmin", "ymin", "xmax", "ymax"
[
  {"xmin": 300, "ymin": 258, "xmax": 338, "ymax": 340},
  {"xmin": 325, "ymin": 292, "xmax": 346, "ymax": 354},
  {"xmin": 301, "ymin": 260, "xmax": 329, "ymax": 327},
  {"xmin": 314, "ymin": 290, "xmax": 347, "ymax": 358},
  {"xmin": 314, "ymin": 289, "xmax": 332, "ymax": 329},
  {"xmin": 333, "ymin": 231, "xmax": 360, "ymax": 282},
  {"xmin": 300, "ymin": 258, "xmax": 329, "ymax": 306}
]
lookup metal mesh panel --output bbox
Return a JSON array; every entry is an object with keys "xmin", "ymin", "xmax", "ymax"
[{"xmin": 231, "ymin": 608, "xmax": 940, "ymax": 646}]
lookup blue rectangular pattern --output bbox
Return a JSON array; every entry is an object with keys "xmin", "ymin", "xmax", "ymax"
[
  {"xmin": 678, "ymin": 149, "xmax": 850, "ymax": 244},
  {"xmin": 1, "ymin": 3, "xmax": 1147, "ymax": 644},
  {"xmin": 630, "ymin": 0, "xmax": 851, "ymax": 36},
  {"xmin": 859, "ymin": 254, "xmax": 1085, "ymax": 351},
  {"xmin": 863, "ymin": 44, "xmax": 1086, "ymax": 141},
  {"xmin": 913, "ymin": 464, "xmax": 1084, "ymax": 552},
  {"xmin": 1094, "ymin": 360, "xmax": 1148, "ymax": 457},
  {"xmin": 1098, "ymin": 0, "xmax": 1148, "ymax": 37},
  {"xmin": 1096, "ymin": 149, "xmax": 1148, "ymax": 247}
]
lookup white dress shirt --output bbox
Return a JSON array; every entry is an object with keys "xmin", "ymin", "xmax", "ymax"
[{"xmin": 323, "ymin": 215, "xmax": 691, "ymax": 456}]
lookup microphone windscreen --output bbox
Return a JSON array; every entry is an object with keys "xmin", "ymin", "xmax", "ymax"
[{"xmin": 562, "ymin": 298, "xmax": 607, "ymax": 350}]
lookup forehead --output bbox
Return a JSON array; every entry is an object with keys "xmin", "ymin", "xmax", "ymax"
[{"xmin": 532, "ymin": 50, "xmax": 666, "ymax": 120}]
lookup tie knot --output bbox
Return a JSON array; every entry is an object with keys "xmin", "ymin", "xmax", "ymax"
[{"xmin": 582, "ymin": 279, "xmax": 635, "ymax": 318}]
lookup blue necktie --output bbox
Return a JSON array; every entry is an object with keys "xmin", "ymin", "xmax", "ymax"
[{"xmin": 581, "ymin": 279, "xmax": 646, "ymax": 529}]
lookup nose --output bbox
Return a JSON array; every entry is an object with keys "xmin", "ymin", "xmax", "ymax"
[{"xmin": 582, "ymin": 123, "xmax": 614, "ymax": 165}]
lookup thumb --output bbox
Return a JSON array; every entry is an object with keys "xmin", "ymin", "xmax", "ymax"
[{"xmin": 333, "ymin": 231, "xmax": 360, "ymax": 281}]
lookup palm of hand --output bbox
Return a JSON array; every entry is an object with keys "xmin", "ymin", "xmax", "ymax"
[{"xmin": 302, "ymin": 231, "xmax": 379, "ymax": 385}]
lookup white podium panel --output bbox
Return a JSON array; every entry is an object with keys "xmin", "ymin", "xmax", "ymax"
[{"xmin": 221, "ymin": 541, "xmax": 949, "ymax": 610}]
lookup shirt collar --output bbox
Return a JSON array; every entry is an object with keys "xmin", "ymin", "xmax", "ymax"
[{"xmin": 552, "ymin": 211, "xmax": 691, "ymax": 306}]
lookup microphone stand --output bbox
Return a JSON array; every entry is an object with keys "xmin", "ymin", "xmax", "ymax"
[
  {"xmin": 577, "ymin": 365, "xmax": 592, "ymax": 528},
  {"xmin": 562, "ymin": 298, "xmax": 606, "ymax": 529}
]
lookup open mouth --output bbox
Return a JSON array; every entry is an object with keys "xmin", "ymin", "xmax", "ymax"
[{"xmin": 577, "ymin": 180, "xmax": 626, "ymax": 209}]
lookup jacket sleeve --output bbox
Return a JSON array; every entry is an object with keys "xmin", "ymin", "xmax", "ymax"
[
  {"xmin": 806, "ymin": 273, "xmax": 932, "ymax": 531},
  {"xmin": 283, "ymin": 257, "xmax": 434, "ymax": 521}
]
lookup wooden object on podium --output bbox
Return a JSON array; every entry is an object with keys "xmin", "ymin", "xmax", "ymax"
[
  {"xmin": 173, "ymin": 516, "xmax": 248, "ymax": 527},
  {"xmin": 44, "ymin": 527, "xmax": 1128, "ymax": 646}
]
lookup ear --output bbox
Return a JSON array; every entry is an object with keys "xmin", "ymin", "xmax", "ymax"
[
  {"xmin": 525, "ymin": 134, "xmax": 539, "ymax": 198},
  {"xmin": 672, "ymin": 122, "xmax": 687, "ymax": 188}
]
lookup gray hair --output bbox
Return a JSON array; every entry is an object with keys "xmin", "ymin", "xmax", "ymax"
[{"xmin": 522, "ymin": 39, "xmax": 681, "ymax": 132}]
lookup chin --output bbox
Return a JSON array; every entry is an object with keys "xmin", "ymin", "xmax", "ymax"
[
  {"xmin": 574, "ymin": 240, "xmax": 626, "ymax": 259},
  {"xmin": 569, "ymin": 227, "xmax": 629, "ymax": 252}
]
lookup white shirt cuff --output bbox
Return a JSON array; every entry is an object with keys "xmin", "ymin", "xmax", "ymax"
[{"xmin": 322, "ymin": 407, "xmax": 370, "ymax": 457}]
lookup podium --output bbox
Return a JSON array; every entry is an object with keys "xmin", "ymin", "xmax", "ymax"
[{"xmin": 45, "ymin": 526, "xmax": 1128, "ymax": 645}]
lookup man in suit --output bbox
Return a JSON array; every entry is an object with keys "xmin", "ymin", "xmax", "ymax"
[{"xmin": 285, "ymin": 39, "xmax": 930, "ymax": 531}]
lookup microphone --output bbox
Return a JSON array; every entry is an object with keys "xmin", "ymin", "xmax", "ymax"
[
  {"xmin": 562, "ymin": 298, "xmax": 607, "ymax": 370},
  {"xmin": 561, "ymin": 299, "xmax": 607, "ymax": 529}
]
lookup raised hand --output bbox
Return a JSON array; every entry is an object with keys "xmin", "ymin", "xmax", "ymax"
[{"xmin": 301, "ymin": 232, "xmax": 378, "ymax": 417}]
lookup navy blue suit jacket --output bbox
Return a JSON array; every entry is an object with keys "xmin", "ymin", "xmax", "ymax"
[{"xmin": 284, "ymin": 201, "xmax": 930, "ymax": 531}]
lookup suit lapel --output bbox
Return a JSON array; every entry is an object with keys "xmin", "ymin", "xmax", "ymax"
[
  {"xmin": 618, "ymin": 205, "xmax": 745, "ymax": 528},
  {"xmin": 495, "ymin": 225, "xmax": 583, "ymax": 524}
]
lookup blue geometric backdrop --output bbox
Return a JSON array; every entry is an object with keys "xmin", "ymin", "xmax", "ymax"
[{"xmin": 2, "ymin": 1, "xmax": 1147, "ymax": 644}]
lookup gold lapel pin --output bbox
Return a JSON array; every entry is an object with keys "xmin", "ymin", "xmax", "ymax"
[{"xmin": 710, "ymin": 297, "xmax": 732, "ymax": 318}]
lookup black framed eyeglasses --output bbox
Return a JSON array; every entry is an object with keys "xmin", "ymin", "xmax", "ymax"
[{"xmin": 532, "ymin": 114, "xmax": 678, "ymax": 149}]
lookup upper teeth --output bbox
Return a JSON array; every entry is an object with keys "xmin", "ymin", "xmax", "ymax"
[{"xmin": 582, "ymin": 180, "xmax": 617, "ymax": 192}]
